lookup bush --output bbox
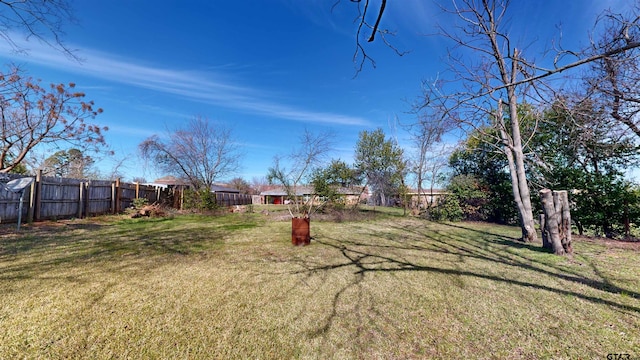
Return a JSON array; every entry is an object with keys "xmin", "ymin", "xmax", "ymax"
[
  {"xmin": 126, "ymin": 197, "xmax": 149, "ymax": 216},
  {"xmin": 132, "ymin": 197, "xmax": 149, "ymax": 210},
  {"xmin": 567, "ymin": 173, "xmax": 640, "ymax": 238},
  {"xmin": 316, "ymin": 198, "xmax": 346, "ymax": 214},
  {"xmin": 447, "ymin": 174, "xmax": 488, "ymax": 221},
  {"xmin": 183, "ymin": 189, "xmax": 219, "ymax": 212},
  {"xmin": 427, "ymin": 195, "xmax": 463, "ymax": 222}
]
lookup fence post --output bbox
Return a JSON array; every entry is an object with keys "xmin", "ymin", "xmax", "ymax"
[
  {"xmin": 78, "ymin": 181, "xmax": 84, "ymax": 219},
  {"xmin": 85, "ymin": 182, "xmax": 91, "ymax": 217},
  {"xmin": 111, "ymin": 181, "xmax": 116, "ymax": 214},
  {"xmin": 135, "ymin": 181, "xmax": 140, "ymax": 199},
  {"xmin": 27, "ymin": 177, "xmax": 36, "ymax": 223},
  {"xmin": 116, "ymin": 178, "xmax": 122, "ymax": 213},
  {"xmin": 34, "ymin": 169, "xmax": 42, "ymax": 221}
]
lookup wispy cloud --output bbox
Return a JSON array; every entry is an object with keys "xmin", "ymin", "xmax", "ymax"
[
  {"xmin": 0, "ymin": 38, "xmax": 371, "ymax": 127},
  {"xmin": 133, "ymin": 104, "xmax": 193, "ymax": 122},
  {"xmin": 106, "ymin": 124, "xmax": 159, "ymax": 138}
]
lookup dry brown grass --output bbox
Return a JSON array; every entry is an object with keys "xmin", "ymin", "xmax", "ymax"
[{"xmin": 0, "ymin": 210, "xmax": 639, "ymax": 359}]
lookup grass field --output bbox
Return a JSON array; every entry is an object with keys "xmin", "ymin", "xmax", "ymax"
[{"xmin": 0, "ymin": 206, "xmax": 638, "ymax": 359}]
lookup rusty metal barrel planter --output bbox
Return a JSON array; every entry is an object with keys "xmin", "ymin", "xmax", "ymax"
[{"xmin": 291, "ymin": 217, "xmax": 310, "ymax": 246}]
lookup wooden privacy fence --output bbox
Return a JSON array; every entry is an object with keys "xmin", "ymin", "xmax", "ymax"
[
  {"xmin": 0, "ymin": 172, "xmax": 175, "ymax": 224},
  {"xmin": 214, "ymin": 192, "xmax": 252, "ymax": 207},
  {"xmin": 0, "ymin": 172, "xmax": 256, "ymax": 224}
]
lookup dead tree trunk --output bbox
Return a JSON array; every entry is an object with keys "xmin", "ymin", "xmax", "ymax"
[
  {"xmin": 540, "ymin": 189, "xmax": 572, "ymax": 255},
  {"xmin": 540, "ymin": 212, "xmax": 549, "ymax": 249},
  {"xmin": 559, "ymin": 190, "xmax": 573, "ymax": 254}
]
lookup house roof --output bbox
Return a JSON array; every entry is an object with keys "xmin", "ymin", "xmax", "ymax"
[
  {"xmin": 260, "ymin": 186, "xmax": 313, "ymax": 196},
  {"xmin": 260, "ymin": 186, "xmax": 364, "ymax": 196},
  {"xmin": 152, "ymin": 175, "xmax": 191, "ymax": 186},
  {"xmin": 210, "ymin": 184, "xmax": 240, "ymax": 193},
  {"xmin": 407, "ymin": 188, "xmax": 448, "ymax": 195}
]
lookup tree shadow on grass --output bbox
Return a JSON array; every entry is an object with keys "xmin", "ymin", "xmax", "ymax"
[
  {"xmin": 432, "ymin": 222, "xmax": 640, "ymax": 299},
  {"xmin": 433, "ymin": 221, "xmax": 548, "ymax": 250},
  {"xmin": 280, "ymin": 220, "xmax": 640, "ymax": 340},
  {"xmin": 0, "ymin": 216, "xmax": 240, "ymax": 282},
  {"xmin": 418, "ymin": 222, "xmax": 640, "ymax": 300}
]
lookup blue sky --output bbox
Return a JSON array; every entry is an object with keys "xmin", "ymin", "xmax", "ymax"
[{"xmin": 0, "ymin": 0, "xmax": 631, "ymax": 183}]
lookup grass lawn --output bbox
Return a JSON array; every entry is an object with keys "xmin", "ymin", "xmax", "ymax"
[{"xmin": 0, "ymin": 206, "xmax": 638, "ymax": 359}]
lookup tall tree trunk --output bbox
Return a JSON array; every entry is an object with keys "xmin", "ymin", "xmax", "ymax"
[
  {"xmin": 507, "ymin": 100, "xmax": 538, "ymax": 242},
  {"xmin": 502, "ymin": 132, "xmax": 525, "ymax": 225},
  {"xmin": 497, "ymin": 99, "xmax": 538, "ymax": 242},
  {"xmin": 485, "ymin": 0, "xmax": 539, "ymax": 240},
  {"xmin": 504, "ymin": 50, "xmax": 538, "ymax": 242}
]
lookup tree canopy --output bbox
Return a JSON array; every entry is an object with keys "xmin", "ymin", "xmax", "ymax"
[
  {"xmin": 41, "ymin": 148, "xmax": 96, "ymax": 179},
  {"xmin": 0, "ymin": 66, "xmax": 106, "ymax": 173},
  {"xmin": 354, "ymin": 128, "xmax": 405, "ymax": 206}
]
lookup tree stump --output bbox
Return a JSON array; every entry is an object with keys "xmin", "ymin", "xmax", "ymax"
[
  {"xmin": 540, "ymin": 189, "xmax": 572, "ymax": 255},
  {"xmin": 291, "ymin": 217, "xmax": 310, "ymax": 246}
]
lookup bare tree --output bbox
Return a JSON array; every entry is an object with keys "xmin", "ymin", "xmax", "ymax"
[
  {"xmin": 413, "ymin": 142, "xmax": 450, "ymax": 210},
  {"xmin": 251, "ymin": 176, "xmax": 270, "ymax": 195},
  {"xmin": 404, "ymin": 1, "xmax": 543, "ymax": 241},
  {"xmin": 267, "ymin": 129, "xmax": 334, "ymax": 218},
  {"xmin": 0, "ymin": 0, "xmax": 79, "ymax": 59},
  {"xmin": 406, "ymin": 99, "xmax": 452, "ymax": 211},
  {"xmin": 101, "ymin": 153, "xmax": 130, "ymax": 181},
  {"xmin": 345, "ymin": 0, "xmax": 542, "ymax": 239},
  {"xmin": 228, "ymin": 177, "xmax": 253, "ymax": 194},
  {"xmin": 139, "ymin": 116, "xmax": 242, "ymax": 190},
  {"xmin": 585, "ymin": 4, "xmax": 640, "ymax": 140},
  {"xmin": 0, "ymin": 66, "xmax": 107, "ymax": 173}
]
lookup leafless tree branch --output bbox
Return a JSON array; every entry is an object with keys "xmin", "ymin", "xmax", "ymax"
[
  {"xmin": 138, "ymin": 116, "xmax": 242, "ymax": 190},
  {"xmin": 0, "ymin": 0, "xmax": 80, "ymax": 60}
]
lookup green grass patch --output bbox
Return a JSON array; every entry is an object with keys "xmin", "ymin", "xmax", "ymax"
[{"xmin": 0, "ymin": 211, "xmax": 638, "ymax": 359}]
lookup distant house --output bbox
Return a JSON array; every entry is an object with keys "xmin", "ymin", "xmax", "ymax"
[
  {"xmin": 260, "ymin": 186, "xmax": 311, "ymax": 205},
  {"xmin": 260, "ymin": 186, "xmax": 368, "ymax": 205},
  {"xmin": 405, "ymin": 188, "xmax": 448, "ymax": 208},
  {"xmin": 144, "ymin": 178, "xmax": 241, "ymax": 193},
  {"xmin": 137, "ymin": 176, "xmax": 192, "ymax": 208},
  {"xmin": 145, "ymin": 175, "xmax": 192, "ymax": 189}
]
